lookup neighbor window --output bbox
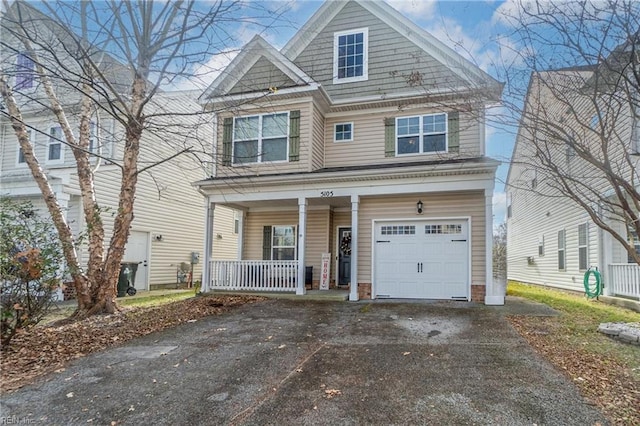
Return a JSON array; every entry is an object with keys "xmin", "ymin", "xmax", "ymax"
[
  {"xmin": 17, "ymin": 129, "xmax": 33, "ymax": 165},
  {"xmin": 334, "ymin": 123, "xmax": 353, "ymax": 142},
  {"xmin": 15, "ymin": 53, "xmax": 35, "ymax": 90},
  {"xmin": 628, "ymin": 228, "xmax": 640, "ymax": 263},
  {"xmin": 396, "ymin": 113, "xmax": 447, "ymax": 155},
  {"xmin": 558, "ymin": 229, "xmax": 566, "ymax": 271},
  {"xmin": 48, "ymin": 126, "xmax": 63, "ymax": 162},
  {"xmin": 507, "ymin": 192, "xmax": 512, "ymax": 219},
  {"xmin": 578, "ymin": 223, "xmax": 589, "ymax": 270},
  {"xmin": 233, "ymin": 211, "xmax": 241, "ymax": 234},
  {"xmin": 233, "ymin": 112, "xmax": 288, "ymax": 164},
  {"xmin": 88, "ymin": 122, "xmax": 98, "ymax": 154},
  {"xmin": 538, "ymin": 235, "xmax": 545, "ymax": 256},
  {"xmin": 333, "ymin": 28, "xmax": 368, "ymax": 84},
  {"xmin": 272, "ymin": 225, "xmax": 296, "ymax": 260}
]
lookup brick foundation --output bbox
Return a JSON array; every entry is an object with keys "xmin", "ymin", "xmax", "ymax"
[
  {"xmin": 471, "ymin": 284, "xmax": 486, "ymax": 303},
  {"xmin": 357, "ymin": 282, "xmax": 372, "ymax": 300}
]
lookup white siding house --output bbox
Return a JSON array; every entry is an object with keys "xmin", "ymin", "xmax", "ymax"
[{"xmin": 507, "ymin": 66, "xmax": 640, "ymax": 300}]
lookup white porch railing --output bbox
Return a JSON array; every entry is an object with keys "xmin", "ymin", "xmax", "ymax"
[
  {"xmin": 210, "ymin": 260, "xmax": 298, "ymax": 292},
  {"xmin": 608, "ymin": 264, "xmax": 640, "ymax": 300}
]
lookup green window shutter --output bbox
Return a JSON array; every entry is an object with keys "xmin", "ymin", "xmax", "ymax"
[
  {"xmin": 222, "ymin": 117, "xmax": 233, "ymax": 166},
  {"xmin": 262, "ymin": 226, "xmax": 272, "ymax": 260},
  {"xmin": 384, "ymin": 117, "xmax": 395, "ymax": 157},
  {"xmin": 289, "ymin": 110, "xmax": 300, "ymax": 162},
  {"xmin": 448, "ymin": 111, "xmax": 459, "ymax": 153}
]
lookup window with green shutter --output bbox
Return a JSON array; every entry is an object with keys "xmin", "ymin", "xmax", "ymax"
[{"xmin": 388, "ymin": 112, "xmax": 460, "ymax": 156}]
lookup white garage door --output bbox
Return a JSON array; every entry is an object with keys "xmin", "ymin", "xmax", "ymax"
[{"xmin": 374, "ymin": 220, "xmax": 469, "ymax": 300}]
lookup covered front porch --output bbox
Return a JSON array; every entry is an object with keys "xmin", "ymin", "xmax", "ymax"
[{"xmin": 202, "ymin": 193, "xmax": 360, "ymax": 300}]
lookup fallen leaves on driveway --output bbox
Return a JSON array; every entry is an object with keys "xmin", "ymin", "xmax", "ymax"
[
  {"xmin": 507, "ymin": 316, "xmax": 640, "ymax": 425},
  {"xmin": 0, "ymin": 295, "xmax": 263, "ymax": 394}
]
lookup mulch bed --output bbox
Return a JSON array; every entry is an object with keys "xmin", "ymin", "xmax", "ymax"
[
  {"xmin": 0, "ymin": 295, "xmax": 263, "ymax": 394},
  {"xmin": 507, "ymin": 316, "xmax": 640, "ymax": 425}
]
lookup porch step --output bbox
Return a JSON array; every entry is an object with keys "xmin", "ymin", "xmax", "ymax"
[{"xmin": 207, "ymin": 289, "xmax": 349, "ymax": 302}]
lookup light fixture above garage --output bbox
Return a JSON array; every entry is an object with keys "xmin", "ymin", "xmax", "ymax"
[{"xmin": 416, "ymin": 200, "xmax": 423, "ymax": 214}]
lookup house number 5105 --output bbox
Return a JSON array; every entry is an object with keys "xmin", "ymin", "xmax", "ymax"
[{"xmin": 320, "ymin": 191, "xmax": 334, "ymax": 197}]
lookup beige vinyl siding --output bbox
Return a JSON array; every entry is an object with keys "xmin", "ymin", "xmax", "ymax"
[
  {"xmin": 228, "ymin": 57, "xmax": 298, "ymax": 95},
  {"xmin": 242, "ymin": 209, "xmax": 331, "ymax": 283},
  {"xmin": 358, "ymin": 192, "xmax": 486, "ymax": 286},
  {"xmin": 289, "ymin": 1, "xmax": 467, "ymax": 101},
  {"xmin": 211, "ymin": 206, "xmax": 239, "ymax": 260},
  {"xmin": 215, "ymin": 100, "xmax": 313, "ymax": 178},
  {"xmin": 310, "ymin": 104, "xmax": 325, "ymax": 170},
  {"xmin": 324, "ymin": 108, "xmax": 481, "ymax": 168}
]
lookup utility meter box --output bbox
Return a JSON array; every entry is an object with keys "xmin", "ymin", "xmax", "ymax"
[{"xmin": 190, "ymin": 251, "xmax": 200, "ymax": 264}]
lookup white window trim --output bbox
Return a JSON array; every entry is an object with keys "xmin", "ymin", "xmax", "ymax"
[
  {"xmin": 16, "ymin": 129, "xmax": 34, "ymax": 167},
  {"xmin": 271, "ymin": 225, "xmax": 297, "ymax": 260},
  {"xmin": 233, "ymin": 211, "xmax": 241, "ymax": 234},
  {"xmin": 46, "ymin": 125, "xmax": 65, "ymax": 165},
  {"xmin": 578, "ymin": 223, "xmax": 589, "ymax": 271},
  {"xmin": 395, "ymin": 113, "xmax": 448, "ymax": 157},
  {"xmin": 332, "ymin": 27, "xmax": 369, "ymax": 85},
  {"xmin": 232, "ymin": 112, "xmax": 289, "ymax": 165},
  {"xmin": 15, "ymin": 52, "xmax": 36, "ymax": 92},
  {"xmin": 538, "ymin": 235, "xmax": 545, "ymax": 257},
  {"xmin": 334, "ymin": 122, "xmax": 354, "ymax": 143},
  {"xmin": 558, "ymin": 229, "xmax": 566, "ymax": 271}
]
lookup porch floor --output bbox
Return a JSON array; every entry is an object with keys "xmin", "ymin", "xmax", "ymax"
[{"xmin": 206, "ymin": 289, "xmax": 349, "ymax": 301}]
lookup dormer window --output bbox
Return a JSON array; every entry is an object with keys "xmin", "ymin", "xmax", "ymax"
[{"xmin": 333, "ymin": 28, "xmax": 368, "ymax": 84}]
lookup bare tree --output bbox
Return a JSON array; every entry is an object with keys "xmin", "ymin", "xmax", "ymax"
[
  {"xmin": 0, "ymin": 0, "xmax": 286, "ymax": 316},
  {"xmin": 499, "ymin": 0, "xmax": 640, "ymax": 265}
]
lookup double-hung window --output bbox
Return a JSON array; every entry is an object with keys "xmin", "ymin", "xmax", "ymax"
[
  {"xmin": 272, "ymin": 225, "xmax": 296, "ymax": 260},
  {"xmin": 15, "ymin": 53, "xmax": 35, "ymax": 90},
  {"xmin": 48, "ymin": 126, "xmax": 64, "ymax": 163},
  {"xmin": 233, "ymin": 112, "xmax": 288, "ymax": 164},
  {"xmin": 578, "ymin": 223, "xmax": 589, "ymax": 270},
  {"xmin": 558, "ymin": 229, "xmax": 566, "ymax": 271},
  {"xmin": 333, "ymin": 28, "xmax": 368, "ymax": 84},
  {"xmin": 396, "ymin": 113, "xmax": 447, "ymax": 155},
  {"xmin": 17, "ymin": 129, "xmax": 33, "ymax": 165}
]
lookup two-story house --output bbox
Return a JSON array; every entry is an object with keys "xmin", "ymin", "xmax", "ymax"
[
  {"xmin": 507, "ymin": 64, "xmax": 640, "ymax": 301},
  {"xmin": 0, "ymin": 3, "xmax": 237, "ymax": 294},
  {"xmin": 195, "ymin": 0, "xmax": 504, "ymax": 304}
]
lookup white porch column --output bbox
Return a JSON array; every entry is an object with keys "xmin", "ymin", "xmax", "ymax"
[
  {"xmin": 484, "ymin": 190, "xmax": 504, "ymax": 305},
  {"xmin": 202, "ymin": 199, "xmax": 215, "ymax": 293},
  {"xmin": 296, "ymin": 197, "xmax": 307, "ymax": 295},
  {"xmin": 236, "ymin": 210, "xmax": 245, "ymax": 261},
  {"xmin": 349, "ymin": 194, "xmax": 359, "ymax": 301}
]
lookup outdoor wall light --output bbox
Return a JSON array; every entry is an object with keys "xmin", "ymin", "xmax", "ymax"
[{"xmin": 416, "ymin": 200, "xmax": 424, "ymax": 214}]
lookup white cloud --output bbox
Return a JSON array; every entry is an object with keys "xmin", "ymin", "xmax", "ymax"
[
  {"xmin": 493, "ymin": 191, "xmax": 507, "ymax": 228},
  {"xmin": 171, "ymin": 49, "xmax": 240, "ymax": 92},
  {"xmin": 385, "ymin": 0, "xmax": 437, "ymax": 16}
]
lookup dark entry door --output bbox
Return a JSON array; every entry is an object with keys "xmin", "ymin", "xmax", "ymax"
[{"xmin": 338, "ymin": 227, "xmax": 352, "ymax": 286}]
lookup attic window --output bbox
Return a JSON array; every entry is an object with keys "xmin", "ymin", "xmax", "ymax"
[
  {"xmin": 333, "ymin": 28, "xmax": 368, "ymax": 84},
  {"xmin": 15, "ymin": 53, "xmax": 35, "ymax": 90}
]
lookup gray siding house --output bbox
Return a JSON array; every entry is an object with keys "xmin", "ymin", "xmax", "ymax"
[{"xmin": 196, "ymin": 0, "xmax": 504, "ymax": 304}]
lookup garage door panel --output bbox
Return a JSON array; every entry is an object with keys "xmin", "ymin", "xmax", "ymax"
[{"xmin": 374, "ymin": 220, "xmax": 469, "ymax": 300}]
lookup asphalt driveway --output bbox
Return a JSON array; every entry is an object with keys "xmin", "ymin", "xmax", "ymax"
[{"xmin": 1, "ymin": 298, "xmax": 607, "ymax": 425}]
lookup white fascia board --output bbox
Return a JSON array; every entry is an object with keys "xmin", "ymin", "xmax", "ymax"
[
  {"xmin": 205, "ymin": 174, "xmax": 495, "ymax": 205},
  {"xmin": 203, "ymin": 83, "xmax": 321, "ymax": 107}
]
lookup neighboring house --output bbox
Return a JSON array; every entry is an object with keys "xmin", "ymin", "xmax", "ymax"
[
  {"xmin": 0, "ymin": 5, "xmax": 237, "ymax": 293},
  {"xmin": 195, "ymin": 0, "xmax": 504, "ymax": 304},
  {"xmin": 506, "ymin": 65, "xmax": 640, "ymax": 300}
]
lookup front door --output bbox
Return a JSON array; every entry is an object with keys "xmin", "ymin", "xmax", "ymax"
[
  {"xmin": 338, "ymin": 227, "xmax": 352, "ymax": 286},
  {"xmin": 124, "ymin": 230, "xmax": 150, "ymax": 291}
]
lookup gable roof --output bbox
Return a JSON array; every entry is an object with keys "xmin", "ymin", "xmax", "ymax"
[
  {"xmin": 199, "ymin": 35, "xmax": 318, "ymax": 102},
  {"xmin": 281, "ymin": 0, "xmax": 501, "ymax": 92}
]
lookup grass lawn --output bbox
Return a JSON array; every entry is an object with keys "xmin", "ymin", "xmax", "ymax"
[{"xmin": 507, "ymin": 281, "xmax": 640, "ymax": 425}]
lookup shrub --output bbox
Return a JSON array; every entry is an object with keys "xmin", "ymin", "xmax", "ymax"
[{"xmin": 0, "ymin": 197, "xmax": 64, "ymax": 348}]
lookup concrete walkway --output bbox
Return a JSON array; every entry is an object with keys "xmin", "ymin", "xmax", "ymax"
[{"xmin": 0, "ymin": 298, "xmax": 606, "ymax": 425}]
